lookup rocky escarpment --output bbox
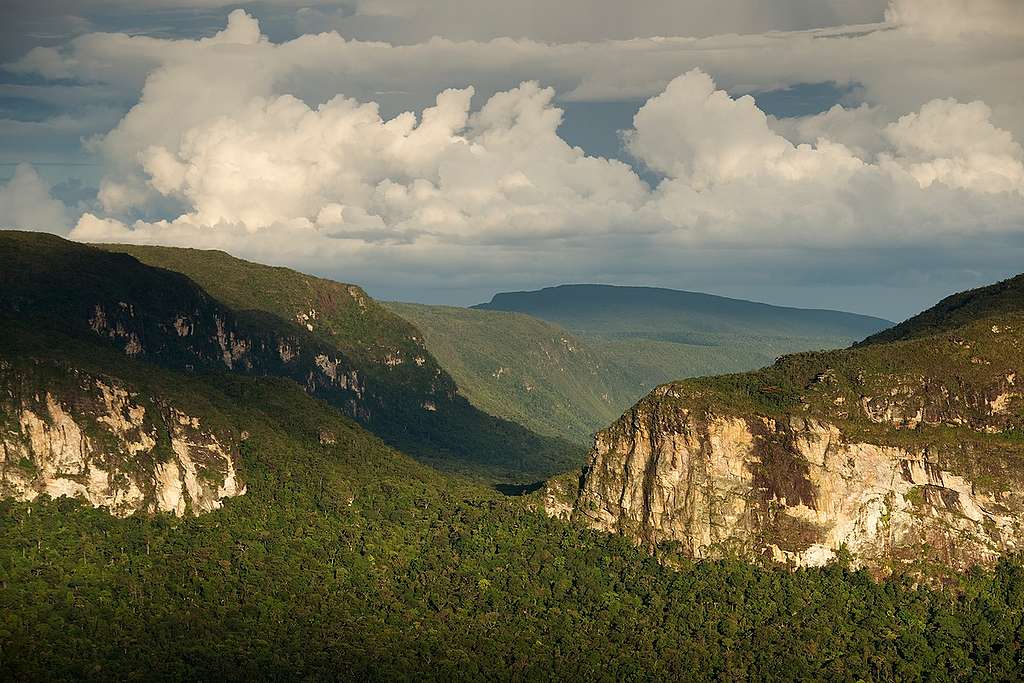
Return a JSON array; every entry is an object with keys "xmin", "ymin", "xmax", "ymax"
[
  {"xmin": 547, "ymin": 315, "xmax": 1024, "ymax": 574},
  {"xmin": 1, "ymin": 358, "xmax": 244, "ymax": 516},
  {"xmin": 1, "ymin": 231, "xmax": 581, "ymax": 482},
  {"xmin": 102, "ymin": 242, "xmax": 460, "ymax": 418},
  {"xmin": 0, "ymin": 232, "xmax": 389, "ymax": 424}
]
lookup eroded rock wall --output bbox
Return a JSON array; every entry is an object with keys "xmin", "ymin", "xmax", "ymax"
[
  {"xmin": 0, "ymin": 360, "xmax": 244, "ymax": 516},
  {"xmin": 549, "ymin": 392, "xmax": 1024, "ymax": 573}
]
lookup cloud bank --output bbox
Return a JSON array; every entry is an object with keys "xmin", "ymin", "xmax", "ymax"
[{"xmin": 2, "ymin": 1, "xmax": 1023, "ymax": 316}]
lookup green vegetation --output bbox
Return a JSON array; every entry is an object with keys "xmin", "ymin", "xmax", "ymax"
[
  {"xmin": 635, "ymin": 311, "xmax": 1024, "ymax": 494},
  {"xmin": 385, "ymin": 302, "xmax": 637, "ymax": 443},
  {"xmin": 1, "ymin": 231, "xmax": 580, "ymax": 482},
  {"xmin": 476, "ymin": 283, "xmax": 890, "ymax": 342},
  {"xmin": 5, "ymin": 233, "xmax": 1024, "ymax": 680},
  {"xmin": 386, "ymin": 286, "xmax": 889, "ymax": 445},
  {"xmin": 862, "ymin": 273, "xmax": 1024, "ymax": 345},
  {"xmin": 587, "ymin": 334, "xmax": 797, "ymax": 394},
  {"xmin": 104, "ymin": 243, "xmax": 429, "ymax": 372},
  {"xmin": 3, "ymin": 329, "xmax": 1024, "ymax": 680}
]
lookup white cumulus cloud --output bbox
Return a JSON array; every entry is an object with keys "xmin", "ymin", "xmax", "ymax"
[
  {"xmin": 68, "ymin": 67, "xmax": 1024, "ymax": 257},
  {"xmin": 886, "ymin": 0, "xmax": 1024, "ymax": 38},
  {"xmin": 0, "ymin": 165, "xmax": 71, "ymax": 234}
]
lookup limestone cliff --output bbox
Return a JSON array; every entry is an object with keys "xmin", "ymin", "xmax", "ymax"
[
  {"xmin": 547, "ymin": 314, "xmax": 1024, "ymax": 574},
  {"xmin": 1, "ymin": 359, "xmax": 245, "ymax": 516}
]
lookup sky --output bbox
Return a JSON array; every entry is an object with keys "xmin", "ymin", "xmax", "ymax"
[{"xmin": 0, "ymin": 0, "xmax": 1022, "ymax": 320}]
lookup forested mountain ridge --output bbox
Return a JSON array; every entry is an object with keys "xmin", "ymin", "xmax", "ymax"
[
  {"xmin": 474, "ymin": 283, "xmax": 892, "ymax": 401},
  {"xmin": 1, "ymin": 231, "xmax": 578, "ymax": 481},
  {"xmin": 5, "ymin": 319, "xmax": 1024, "ymax": 680},
  {"xmin": 103, "ymin": 243, "xmax": 441, "ymax": 389},
  {"xmin": 860, "ymin": 272, "xmax": 1024, "ymax": 345},
  {"xmin": 547, "ymin": 277, "xmax": 1024, "ymax": 575},
  {"xmin": 385, "ymin": 286, "xmax": 891, "ymax": 447},
  {"xmin": 384, "ymin": 302, "xmax": 637, "ymax": 443},
  {"xmin": 476, "ymin": 283, "xmax": 891, "ymax": 342}
]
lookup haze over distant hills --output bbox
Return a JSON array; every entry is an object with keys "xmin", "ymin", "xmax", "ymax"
[
  {"xmin": 475, "ymin": 284, "xmax": 891, "ymax": 343},
  {"xmin": 389, "ymin": 285, "xmax": 890, "ymax": 444}
]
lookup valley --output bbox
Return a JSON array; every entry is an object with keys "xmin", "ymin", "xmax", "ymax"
[
  {"xmin": 388, "ymin": 286, "xmax": 889, "ymax": 446},
  {"xmin": 3, "ymin": 2, "xmax": 1020, "ymax": 678},
  {"xmin": 2, "ymin": 231, "xmax": 1023, "ymax": 679}
]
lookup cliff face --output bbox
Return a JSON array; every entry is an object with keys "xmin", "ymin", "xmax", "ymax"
[
  {"xmin": 0, "ymin": 234, "xmax": 372, "ymax": 420},
  {"xmin": 547, "ymin": 315, "xmax": 1024, "ymax": 574},
  {"xmin": 0, "ymin": 358, "xmax": 245, "ymax": 516},
  {"xmin": 1, "ymin": 231, "xmax": 580, "ymax": 483}
]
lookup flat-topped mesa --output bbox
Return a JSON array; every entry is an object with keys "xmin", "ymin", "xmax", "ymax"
[
  {"xmin": 547, "ymin": 313, "xmax": 1024, "ymax": 574},
  {"xmin": 0, "ymin": 359, "xmax": 245, "ymax": 517}
]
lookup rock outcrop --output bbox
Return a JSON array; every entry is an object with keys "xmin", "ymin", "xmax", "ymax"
[
  {"xmin": 1, "ymin": 360, "xmax": 245, "ymax": 516},
  {"xmin": 547, "ymin": 316, "xmax": 1024, "ymax": 574}
]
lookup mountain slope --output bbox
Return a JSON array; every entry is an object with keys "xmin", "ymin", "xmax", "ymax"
[
  {"xmin": 385, "ymin": 286, "xmax": 890, "ymax": 446},
  {"xmin": 103, "ymin": 244, "xmax": 437, "ymax": 380},
  {"xmin": 860, "ymin": 272, "xmax": 1024, "ymax": 345},
  {"xmin": 475, "ymin": 284, "xmax": 891, "ymax": 392},
  {"xmin": 1, "ymin": 322, "xmax": 246, "ymax": 517},
  {"xmin": 3, "ymin": 233, "xmax": 1024, "ymax": 678},
  {"xmin": 547, "ymin": 276, "xmax": 1024, "ymax": 575},
  {"xmin": 476, "ymin": 284, "xmax": 891, "ymax": 342},
  {"xmin": 385, "ymin": 302, "xmax": 637, "ymax": 442},
  {"xmin": 1, "ymin": 232, "xmax": 578, "ymax": 481}
]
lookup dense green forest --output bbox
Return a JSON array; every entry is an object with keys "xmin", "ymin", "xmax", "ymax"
[{"xmin": 2, "ymin": 354, "xmax": 1023, "ymax": 680}]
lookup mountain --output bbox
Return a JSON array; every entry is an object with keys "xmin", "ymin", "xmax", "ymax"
[
  {"xmin": 384, "ymin": 286, "xmax": 890, "ymax": 446},
  {"xmin": 546, "ymin": 276, "xmax": 1024, "ymax": 575},
  {"xmin": 1, "ymin": 321, "xmax": 246, "ymax": 517},
  {"xmin": 476, "ymin": 284, "xmax": 891, "ymax": 342},
  {"xmin": 475, "ymin": 283, "xmax": 892, "ymax": 393},
  {"xmin": 3, "ymin": 231, "xmax": 1024, "ymax": 679},
  {"xmin": 859, "ymin": 272, "xmax": 1024, "ymax": 345},
  {"xmin": 385, "ymin": 302, "xmax": 638, "ymax": 443},
  {"xmin": 1, "ymin": 232, "xmax": 578, "ymax": 482}
]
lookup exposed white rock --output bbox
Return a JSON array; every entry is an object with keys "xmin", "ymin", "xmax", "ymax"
[
  {"xmin": 991, "ymin": 392, "xmax": 1015, "ymax": 414},
  {"xmin": 1, "ymin": 378, "xmax": 246, "ymax": 517},
  {"xmin": 278, "ymin": 340, "xmax": 296, "ymax": 363},
  {"xmin": 213, "ymin": 316, "xmax": 251, "ymax": 369},
  {"xmin": 554, "ymin": 405, "xmax": 1024, "ymax": 573}
]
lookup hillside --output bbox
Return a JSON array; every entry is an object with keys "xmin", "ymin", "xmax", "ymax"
[
  {"xmin": 547, "ymin": 276, "xmax": 1024, "ymax": 575},
  {"xmin": 2, "ymin": 287, "xmax": 1024, "ymax": 680},
  {"xmin": 860, "ymin": 272, "xmax": 1024, "ymax": 345},
  {"xmin": 1, "ymin": 232, "xmax": 579, "ymax": 482},
  {"xmin": 385, "ymin": 287, "xmax": 890, "ymax": 446},
  {"xmin": 476, "ymin": 284, "xmax": 891, "ymax": 342},
  {"xmin": 475, "ymin": 284, "xmax": 891, "ymax": 391},
  {"xmin": 385, "ymin": 302, "xmax": 637, "ymax": 443}
]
